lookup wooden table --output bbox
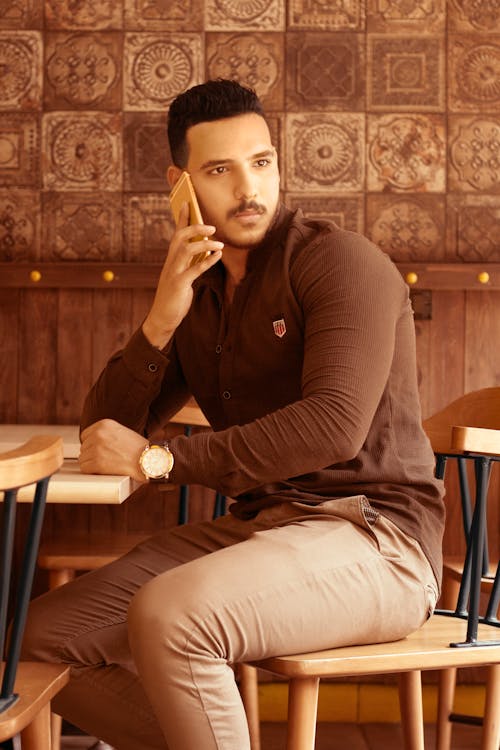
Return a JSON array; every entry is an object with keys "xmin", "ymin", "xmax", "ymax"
[
  {"xmin": 0, "ymin": 425, "xmax": 136, "ymax": 504},
  {"xmin": 0, "ymin": 404, "xmax": 209, "ymax": 505}
]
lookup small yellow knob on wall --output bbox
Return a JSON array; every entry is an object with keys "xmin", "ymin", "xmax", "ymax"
[
  {"xmin": 102, "ymin": 270, "xmax": 115, "ymax": 282},
  {"xmin": 477, "ymin": 271, "xmax": 490, "ymax": 284},
  {"xmin": 30, "ymin": 270, "xmax": 42, "ymax": 282},
  {"xmin": 405, "ymin": 272, "xmax": 418, "ymax": 285}
]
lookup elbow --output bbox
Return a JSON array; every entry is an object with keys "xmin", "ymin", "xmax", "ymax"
[
  {"xmin": 334, "ymin": 435, "xmax": 363, "ymax": 465},
  {"xmin": 320, "ymin": 424, "xmax": 366, "ymax": 467}
]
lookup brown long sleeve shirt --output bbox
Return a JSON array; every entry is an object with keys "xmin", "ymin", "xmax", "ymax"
[{"xmin": 82, "ymin": 206, "xmax": 445, "ymax": 583}]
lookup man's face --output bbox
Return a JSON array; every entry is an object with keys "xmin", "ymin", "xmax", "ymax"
[{"xmin": 184, "ymin": 113, "xmax": 280, "ymax": 250}]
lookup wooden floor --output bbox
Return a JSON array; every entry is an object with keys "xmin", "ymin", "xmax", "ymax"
[{"xmin": 59, "ymin": 722, "xmax": 483, "ymax": 749}]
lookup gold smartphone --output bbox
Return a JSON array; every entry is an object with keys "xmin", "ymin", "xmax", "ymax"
[{"xmin": 169, "ymin": 171, "xmax": 210, "ymax": 266}]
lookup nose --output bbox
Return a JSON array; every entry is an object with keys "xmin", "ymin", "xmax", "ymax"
[{"xmin": 234, "ymin": 168, "xmax": 257, "ymax": 201}]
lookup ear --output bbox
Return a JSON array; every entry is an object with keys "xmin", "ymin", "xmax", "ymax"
[{"xmin": 167, "ymin": 165, "xmax": 184, "ymax": 189}]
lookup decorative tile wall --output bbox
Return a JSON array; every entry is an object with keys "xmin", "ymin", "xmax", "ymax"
[{"xmin": 1, "ymin": 0, "xmax": 499, "ymax": 264}]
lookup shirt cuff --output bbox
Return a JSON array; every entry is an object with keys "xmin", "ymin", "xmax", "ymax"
[{"xmin": 121, "ymin": 326, "xmax": 172, "ymax": 386}]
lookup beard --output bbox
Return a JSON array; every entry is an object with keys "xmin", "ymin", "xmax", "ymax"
[{"xmin": 206, "ymin": 199, "xmax": 280, "ymax": 251}]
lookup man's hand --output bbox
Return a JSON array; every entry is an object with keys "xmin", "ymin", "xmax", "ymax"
[
  {"xmin": 79, "ymin": 419, "xmax": 148, "ymax": 482},
  {"xmin": 142, "ymin": 202, "xmax": 224, "ymax": 349}
]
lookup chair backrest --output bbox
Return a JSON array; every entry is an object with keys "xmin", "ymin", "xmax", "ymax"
[
  {"xmin": 423, "ymin": 387, "xmax": 500, "ymax": 454},
  {"xmin": 423, "ymin": 388, "xmax": 500, "ymax": 589},
  {"xmin": 0, "ymin": 435, "xmax": 63, "ymax": 713}
]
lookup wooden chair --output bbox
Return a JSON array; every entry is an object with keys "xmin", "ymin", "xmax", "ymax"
[
  {"xmin": 422, "ymin": 387, "xmax": 500, "ymax": 750},
  {"xmin": 0, "ymin": 435, "xmax": 70, "ymax": 750},
  {"xmin": 239, "ymin": 420, "xmax": 500, "ymax": 750}
]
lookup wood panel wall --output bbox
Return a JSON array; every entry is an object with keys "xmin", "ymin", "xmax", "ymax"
[{"xmin": 2, "ymin": 280, "xmax": 500, "ymax": 559}]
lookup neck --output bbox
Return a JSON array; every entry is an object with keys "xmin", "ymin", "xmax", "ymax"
[
  {"xmin": 221, "ymin": 245, "xmax": 249, "ymax": 306},
  {"xmin": 221, "ymin": 245, "xmax": 249, "ymax": 285}
]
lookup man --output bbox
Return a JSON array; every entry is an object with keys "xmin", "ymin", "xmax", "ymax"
[{"xmin": 22, "ymin": 80, "xmax": 444, "ymax": 750}]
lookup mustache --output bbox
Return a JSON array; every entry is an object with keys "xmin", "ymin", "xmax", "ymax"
[{"xmin": 228, "ymin": 200, "xmax": 266, "ymax": 218}]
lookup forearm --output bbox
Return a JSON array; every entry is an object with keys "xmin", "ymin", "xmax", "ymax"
[{"xmin": 81, "ymin": 327, "xmax": 185, "ymax": 435}]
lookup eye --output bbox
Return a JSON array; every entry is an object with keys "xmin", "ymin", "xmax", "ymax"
[
  {"xmin": 209, "ymin": 165, "xmax": 228, "ymax": 175},
  {"xmin": 255, "ymin": 158, "xmax": 271, "ymax": 168}
]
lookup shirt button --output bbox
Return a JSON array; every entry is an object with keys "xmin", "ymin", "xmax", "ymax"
[
  {"xmin": 215, "ymin": 344, "xmax": 222, "ymax": 354},
  {"xmin": 222, "ymin": 390, "xmax": 231, "ymax": 400},
  {"xmin": 148, "ymin": 362, "xmax": 158, "ymax": 373}
]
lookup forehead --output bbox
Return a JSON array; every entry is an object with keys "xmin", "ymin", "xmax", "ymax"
[{"xmin": 186, "ymin": 113, "xmax": 273, "ymax": 169}]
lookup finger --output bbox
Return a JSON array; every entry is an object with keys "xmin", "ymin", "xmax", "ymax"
[
  {"xmin": 78, "ymin": 453, "xmax": 96, "ymax": 473},
  {"xmin": 188, "ymin": 239, "xmax": 224, "ymax": 257},
  {"xmin": 80, "ymin": 422, "xmax": 105, "ymax": 448},
  {"xmin": 176, "ymin": 224, "xmax": 216, "ymax": 243},
  {"xmin": 187, "ymin": 248, "xmax": 223, "ymax": 278},
  {"xmin": 80, "ymin": 424, "xmax": 92, "ymax": 442}
]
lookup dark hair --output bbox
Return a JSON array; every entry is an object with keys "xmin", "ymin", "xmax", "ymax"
[{"xmin": 167, "ymin": 79, "xmax": 265, "ymax": 167}]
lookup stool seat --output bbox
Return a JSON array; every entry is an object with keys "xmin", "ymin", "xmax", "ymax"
[
  {"xmin": 38, "ymin": 532, "xmax": 149, "ymax": 571},
  {"xmin": 0, "ymin": 663, "xmax": 70, "ymax": 743}
]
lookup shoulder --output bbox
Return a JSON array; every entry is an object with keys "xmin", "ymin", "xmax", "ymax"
[{"xmin": 286, "ymin": 211, "xmax": 403, "ymax": 291}]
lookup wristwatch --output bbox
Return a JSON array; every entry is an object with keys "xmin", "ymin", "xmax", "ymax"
[{"xmin": 139, "ymin": 442, "xmax": 174, "ymax": 481}]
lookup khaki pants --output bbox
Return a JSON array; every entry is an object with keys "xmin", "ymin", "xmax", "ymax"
[{"xmin": 22, "ymin": 496, "xmax": 438, "ymax": 750}]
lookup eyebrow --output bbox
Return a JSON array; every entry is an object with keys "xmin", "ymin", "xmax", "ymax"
[{"xmin": 199, "ymin": 149, "xmax": 275, "ymax": 171}]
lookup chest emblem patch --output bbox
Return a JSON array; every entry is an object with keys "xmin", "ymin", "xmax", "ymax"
[{"xmin": 273, "ymin": 317, "xmax": 286, "ymax": 338}]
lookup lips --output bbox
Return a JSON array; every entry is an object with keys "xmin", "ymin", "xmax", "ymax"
[{"xmin": 235, "ymin": 210, "xmax": 262, "ymax": 218}]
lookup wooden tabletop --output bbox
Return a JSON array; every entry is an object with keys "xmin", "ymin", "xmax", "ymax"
[{"xmin": 0, "ymin": 425, "xmax": 135, "ymax": 504}]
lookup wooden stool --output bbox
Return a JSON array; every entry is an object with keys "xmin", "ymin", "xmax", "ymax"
[
  {"xmin": 38, "ymin": 532, "xmax": 150, "ymax": 589},
  {"xmin": 1, "ymin": 436, "xmax": 70, "ymax": 750}
]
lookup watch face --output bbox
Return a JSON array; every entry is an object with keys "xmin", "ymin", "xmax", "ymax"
[{"xmin": 141, "ymin": 445, "xmax": 173, "ymax": 479}]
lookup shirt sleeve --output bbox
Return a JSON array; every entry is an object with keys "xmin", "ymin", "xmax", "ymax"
[
  {"xmin": 80, "ymin": 326, "xmax": 191, "ymax": 435},
  {"xmin": 168, "ymin": 232, "xmax": 408, "ymax": 496}
]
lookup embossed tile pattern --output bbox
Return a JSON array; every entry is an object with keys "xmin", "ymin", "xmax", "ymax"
[
  {"xmin": 44, "ymin": 32, "xmax": 122, "ymax": 111},
  {"xmin": 448, "ymin": 35, "xmax": 500, "ymax": 113},
  {"xmin": 367, "ymin": 35, "xmax": 445, "ymax": 111},
  {"xmin": 448, "ymin": 116, "xmax": 500, "ymax": 194},
  {"xmin": 42, "ymin": 112, "xmax": 122, "ymax": 191},
  {"xmin": 0, "ymin": 0, "xmax": 499, "ymax": 261},
  {"xmin": 288, "ymin": 0, "xmax": 365, "ymax": 30},
  {"xmin": 366, "ymin": 0, "xmax": 445, "ymax": 32},
  {"xmin": 123, "ymin": 112, "xmax": 171, "ymax": 191},
  {"xmin": 42, "ymin": 191, "xmax": 123, "ymax": 260},
  {"xmin": 447, "ymin": 195, "xmax": 500, "ymax": 263},
  {"xmin": 124, "ymin": 0, "xmax": 204, "ymax": 31},
  {"xmin": 366, "ymin": 194, "xmax": 445, "ymax": 262},
  {"xmin": 286, "ymin": 193, "xmax": 364, "ymax": 233},
  {"xmin": 124, "ymin": 193, "xmax": 174, "ymax": 262},
  {"xmin": 367, "ymin": 114, "xmax": 445, "ymax": 193},
  {"xmin": 286, "ymin": 33, "xmax": 364, "ymax": 112},
  {"xmin": 448, "ymin": 0, "xmax": 500, "ymax": 32},
  {"xmin": 286, "ymin": 113, "xmax": 365, "ymax": 192},
  {"xmin": 207, "ymin": 32, "xmax": 284, "ymax": 110},
  {"xmin": 124, "ymin": 33, "xmax": 204, "ymax": 111},
  {"xmin": 0, "ymin": 189, "xmax": 41, "ymax": 261},
  {"xmin": 205, "ymin": 0, "xmax": 285, "ymax": 31},
  {"xmin": 0, "ymin": 32, "xmax": 43, "ymax": 111}
]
